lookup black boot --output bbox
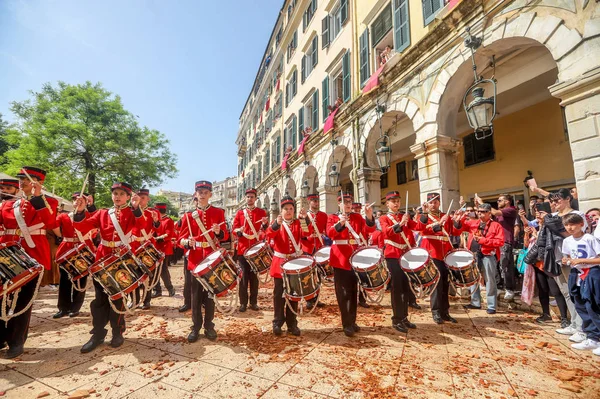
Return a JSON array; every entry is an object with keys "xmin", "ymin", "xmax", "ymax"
[
  {"xmin": 53, "ymin": 310, "xmax": 68, "ymax": 319},
  {"xmin": 81, "ymin": 335, "xmax": 105, "ymax": 353},
  {"xmin": 110, "ymin": 335, "xmax": 125, "ymax": 348},
  {"xmin": 168, "ymin": 288, "xmax": 176, "ymax": 297},
  {"xmin": 273, "ymin": 325, "xmax": 283, "ymax": 336},
  {"xmin": 401, "ymin": 319, "xmax": 417, "ymax": 329},
  {"xmin": 408, "ymin": 302, "xmax": 422, "ymax": 310},
  {"xmin": 178, "ymin": 304, "xmax": 190, "ymax": 312},
  {"xmin": 432, "ymin": 312, "xmax": 444, "ymax": 325},
  {"xmin": 5, "ymin": 345, "xmax": 24, "ymax": 359},
  {"xmin": 392, "ymin": 323, "xmax": 408, "ymax": 333},
  {"xmin": 187, "ymin": 330, "xmax": 200, "ymax": 343},
  {"xmin": 441, "ymin": 314, "xmax": 458, "ymax": 323},
  {"xmin": 204, "ymin": 329, "xmax": 217, "ymax": 341},
  {"xmin": 288, "ymin": 326, "xmax": 301, "ymax": 336},
  {"xmin": 343, "ymin": 326, "xmax": 355, "ymax": 337}
]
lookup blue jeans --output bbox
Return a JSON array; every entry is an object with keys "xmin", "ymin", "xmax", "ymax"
[
  {"xmin": 471, "ymin": 255, "xmax": 498, "ymax": 311},
  {"xmin": 577, "ymin": 267, "xmax": 600, "ymax": 341}
]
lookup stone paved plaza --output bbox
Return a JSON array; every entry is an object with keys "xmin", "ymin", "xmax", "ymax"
[{"xmin": 1, "ymin": 261, "xmax": 599, "ymax": 399}]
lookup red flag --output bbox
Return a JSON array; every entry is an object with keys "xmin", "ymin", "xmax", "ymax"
[
  {"xmin": 276, "ymin": 79, "xmax": 280, "ymax": 91},
  {"xmin": 297, "ymin": 134, "xmax": 310, "ymax": 155},
  {"xmin": 323, "ymin": 107, "xmax": 340, "ymax": 135},
  {"xmin": 241, "ymin": 170, "xmax": 245, "ymax": 178},
  {"xmin": 281, "ymin": 153, "xmax": 290, "ymax": 170},
  {"xmin": 265, "ymin": 98, "xmax": 270, "ymax": 111},
  {"xmin": 362, "ymin": 65, "xmax": 385, "ymax": 95},
  {"xmin": 260, "ymin": 113, "xmax": 263, "ymax": 124}
]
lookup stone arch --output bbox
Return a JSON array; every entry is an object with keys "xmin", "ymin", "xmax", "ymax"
[
  {"xmin": 284, "ymin": 178, "xmax": 296, "ymax": 198},
  {"xmin": 300, "ymin": 165, "xmax": 319, "ymax": 195},
  {"xmin": 261, "ymin": 193, "xmax": 270, "ymax": 211},
  {"xmin": 271, "ymin": 187, "xmax": 281, "ymax": 208}
]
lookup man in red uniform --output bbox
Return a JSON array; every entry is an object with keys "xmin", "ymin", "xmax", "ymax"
[
  {"xmin": 266, "ymin": 195, "xmax": 313, "ymax": 336},
  {"xmin": 302, "ymin": 193, "xmax": 328, "ymax": 310},
  {"xmin": 129, "ymin": 188, "xmax": 163, "ymax": 309},
  {"xmin": 232, "ymin": 188, "xmax": 268, "ymax": 312},
  {"xmin": 379, "ymin": 191, "xmax": 418, "ymax": 332},
  {"xmin": 178, "ymin": 181, "xmax": 228, "ymax": 343},
  {"xmin": 327, "ymin": 193, "xmax": 376, "ymax": 337},
  {"xmin": 351, "ymin": 201, "xmax": 370, "ymax": 308},
  {"xmin": 53, "ymin": 192, "xmax": 97, "ymax": 319},
  {"xmin": 414, "ymin": 192, "xmax": 456, "ymax": 324},
  {"xmin": 0, "ymin": 167, "xmax": 58, "ymax": 358},
  {"xmin": 153, "ymin": 203, "xmax": 175, "ymax": 306},
  {"xmin": 74, "ymin": 182, "xmax": 144, "ymax": 353}
]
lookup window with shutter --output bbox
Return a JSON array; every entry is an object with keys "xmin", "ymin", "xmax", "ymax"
[
  {"xmin": 463, "ymin": 132, "xmax": 495, "ymax": 166},
  {"xmin": 371, "ymin": 4, "xmax": 393, "ymax": 47},
  {"xmin": 292, "ymin": 71, "xmax": 297, "ymax": 97},
  {"xmin": 312, "ymin": 90, "xmax": 319, "ymax": 130},
  {"xmin": 322, "ymin": 16, "xmax": 330, "ymax": 49},
  {"xmin": 340, "ymin": 0, "xmax": 348, "ymax": 24},
  {"xmin": 276, "ymin": 136, "xmax": 281, "ymax": 163},
  {"xmin": 322, "ymin": 76, "xmax": 329, "ymax": 119},
  {"xmin": 393, "ymin": 0, "xmax": 410, "ymax": 52},
  {"xmin": 311, "ymin": 36, "xmax": 318, "ymax": 67},
  {"xmin": 299, "ymin": 107, "xmax": 304, "ymax": 139},
  {"xmin": 396, "ymin": 161, "xmax": 407, "ymax": 185},
  {"xmin": 342, "ymin": 51, "xmax": 351, "ymax": 102},
  {"xmin": 283, "ymin": 127, "xmax": 288, "ymax": 152},
  {"xmin": 423, "ymin": 0, "xmax": 443, "ymax": 26},
  {"xmin": 359, "ymin": 29, "xmax": 370, "ymax": 86},
  {"xmin": 301, "ymin": 55, "xmax": 307, "ymax": 83}
]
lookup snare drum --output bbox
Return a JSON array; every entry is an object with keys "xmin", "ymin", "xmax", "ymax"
[
  {"xmin": 314, "ymin": 246, "xmax": 332, "ymax": 279},
  {"xmin": 244, "ymin": 242, "xmax": 272, "ymax": 275},
  {"xmin": 89, "ymin": 247, "xmax": 149, "ymax": 301},
  {"xmin": 445, "ymin": 249, "xmax": 480, "ymax": 288},
  {"xmin": 0, "ymin": 241, "xmax": 44, "ymax": 298},
  {"xmin": 193, "ymin": 248, "xmax": 239, "ymax": 297},
  {"xmin": 56, "ymin": 243, "xmax": 95, "ymax": 282},
  {"xmin": 400, "ymin": 248, "xmax": 440, "ymax": 291},
  {"xmin": 134, "ymin": 241, "xmax": 165, "ymax": 273},
  {"xmin": 350, "ymin": 246, "xmax": 390, "ymax": 292},
  {"xmin": 281, "ymin": 255, "xmax": 320, "ymax": 301}
]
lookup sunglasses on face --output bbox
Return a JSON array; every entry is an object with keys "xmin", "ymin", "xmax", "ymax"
[{"xmin": 477, "ymin": 210, "xmax": 490, "ymax": 213}]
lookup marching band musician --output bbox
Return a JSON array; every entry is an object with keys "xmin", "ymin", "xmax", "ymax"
[
  {"xmin": 302, "ymin": 193, "xmax": 328, "ymax": 310},
  {"xmin": 129, "ymin": 189, "xmax": 164, "ymax": 310},
  {"xmin": 414, "ymin": 192, "xmax": 457, "ymax": 324},
  {"xmin": 73, "ymin": 182, "xmax": 145, "ymax": 353},
  {"xmin": 178, "ymin": 181, "xmax": 228, "ymax": 343},
  {"xmin": 153, "ymin": 202, "xmax": 176, "ymax": 304},
  {"xmin": 327, "ymin": 193, "xmax": 376, "ymax": 337},
  {"xmin": 53, "ymin": 192, "xmax": 97, "ymax": 319},
  {"xmin": 351, "ymin": 201, "xmax": 370, "ymax": 308},
  {"xmin": 232, "ymin": 188, "xmax": 268, "ymax": 313},
  {"xmin": 266, "ymin": 195, "xmax": 313, "ymax": 337},
  {"xmin": 0, "ymin": 167, "xmax": 58, "ymax": 359},
  {"xmin": 379, "ymin": 191, "xmax": 417, "ymax": 333}
]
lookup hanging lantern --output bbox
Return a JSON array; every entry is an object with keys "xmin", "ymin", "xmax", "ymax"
[
  {"xmin": 270, "ymin": 198, "xmax": 278, "ymax": 212},
  {"xmin": 301, "ymin": 180, "xmax": 310, "ymax": 198},
  {"xmin": 375, "ymin": 134, "xmax": 391, "ymax": 173},
  {"xmin": 328, "ymin": 164, "xmax": 340, "ymax": 188}
]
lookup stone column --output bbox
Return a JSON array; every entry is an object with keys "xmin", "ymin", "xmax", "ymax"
[
  {"xmin": 356, "ymin": 168, "xmax": 383, "ymax": 210},
  {"xmin": 269, "ymin": 200, "xmax": 279, "ymax": 220},
  {"xmin": 550, "ymin": 67, "xmax": 600, "ymax": 210},
  {"xmin": 410, "ymin": 135, "xmax": 461, "ymax": 209},
  {"xmin": 317, "ymin": 185, "xmax": 339, "ymax": 214},
  {"xmin": 295, "ymin": 196, "xmax": 307, "ymax": 214}
]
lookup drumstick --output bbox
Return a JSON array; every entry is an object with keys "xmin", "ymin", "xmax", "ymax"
[
  {"xmin": 339, "ymin": 189, "xmax": 346, "ymax": 216},
  {"xmin": 79, "ymin": 173, "xmax": 90, "ymax": 200},
  {"xmin": 0, "ymin": 192, "xmax": 22, "ymax": 199},
  {"xmin": 415, "ymin": 195, "xmax": 439, "ymax": 211},
  {"xmin": 21, "ymin": 169, "xmax": 35, "ymax": 184},
  {"xmin": 446, "ymin": 199, "xmax": 454, "ymax": 214},
  {"xmin": 365, "ymin": 201, "xmax": 376, "ymax": 209},
  {"xmin": 198, "ymin": 222, "xmax": 227, "ymax": 238},
  {"xmin": 405, "ymin": 191, "xmax": 408, "ymax": 214}
]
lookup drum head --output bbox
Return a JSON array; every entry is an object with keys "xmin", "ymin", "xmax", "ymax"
[
  {"xmin": 351, "ymin": 247, "xmax": 381, "ymax": 270},
  {"xmin": 283, "ymin": 257, "xmax": 313, "ymax": 271},
  {"xmin": 400, "ymin": 248, "xmax": 430, "ymax": 270},
  {"xmin": 314, "ymin": 247, "xmax": 331, "ymax": 263},
  {"xmin": 446, "ymin": 250, "xmax": 474, "ymax": 269},
  {"xmin": 246, "ymin": 242, "xmax": 264, "ymax": 256}
]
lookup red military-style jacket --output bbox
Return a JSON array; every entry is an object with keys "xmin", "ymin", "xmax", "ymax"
[
  {"xmin": 0, "ymin": 195, "xmax": 58, "ymax": 270},
  {"xmin": 327, "ymin": 212, "xmax": 376, "ymax": 271},
  {"xmin": 130, "ymin": 207, "xmax": 160, "ymax": 252},
  {"xmin": 232, "ymin": 206, "xmax": 268, "ymax": 256},
  {"xmin": 454, "ymin": 217, "xmax": 504, "ymax": 256},
  {"xmin": 379, "ymin": 212, "xmax": 417, "ymax": 259},
  {"xmin": 74, "ymin": 205, "xmax": 145, "ymax": 261},
  {"xmin": 55, "ymin": 205, "xmax": 98, "ymax": 260},
  {"xmin": 266, "ymin": 217, "xmax": 313, "ymax": 279},
  {"xmin": 413, "ymin": 211, "xmax": 455, "ymax": 261},
  {"xmin": 177, "ymin": 205, "xmax": 229, "ymax": 270},
  {"xmin": 155, "ymin": 215, "xmax": 175, "ymax": 256},
  {"xmin": 301, "ymin": 210, "xmax": 328, "ymax": 255}
]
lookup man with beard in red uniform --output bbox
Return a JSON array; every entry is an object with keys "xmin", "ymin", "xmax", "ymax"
[
  {"xmin": 232, "ymin": 188, "xmax": 268, "ymax": 313},
  {"xmin": 74, "ymin": 182, "xmax": 144, "ymax": 353},
  {"xmin": 0, "ymin": 167, "xmax": 58, "ymax": 358},
  {"xmin": 302, "ymin": 193, "xmax": 328, "ymax": 310},
  {"xmin": 154, "ymin": 203, "xmax": 175, "ymax": 306},
  {"xmin": 53, "ymin": 192, "xmax": 97, "ymax": 319},
  {"xmin": 379, "ymin": 191, "xmax": 418, "ymax": 333},
  {"xmin": 129, "ymin": 188, "xmax": 163, "ymax": 310},
  {"xmin": 178, "ymin": 181, "xmax": 228, "ymax": 343},
  {"xmin": 414, "ymin": 192, "xmax": 457, "ymax": 324},
  {"xmin": 266, "ymin": 195, "xmax": 313, "ymax": 336},
  {"xmin": 327, "ymin": 193, "xmax": 376, "ymax": 337}
]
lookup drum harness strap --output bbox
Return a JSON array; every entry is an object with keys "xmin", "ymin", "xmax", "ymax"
[
  {"xmin": 307, "ymin": 212, "xmax": 324, "ymax": 246},
  {"xmin": 69, "ymin": 212, "xmax": 87, "ymax": 243},
  {"xmin": 281, "ymin": 221, "xmax": 303, "ymax": 258},
  {"xmin": 13, "ymin": 200, "xmax": 38, "ymax": 248},
  {"xmin": 386, "ymin": 214, "xmax": 413, "ymax": 249},
  {"xmin": 191, "ymin": 210, "xmax": 218, "ymax": 252},
  {"xmin": 344, "ymin": 216, "xmax": 367, "ymax": 247},
  {"xmin": 426, "ymin": 213, "xmax": 452, "ymax": 242},
  {"xmin": 243, "ymin": 208, "xmax": 260, "ymax": 242}
]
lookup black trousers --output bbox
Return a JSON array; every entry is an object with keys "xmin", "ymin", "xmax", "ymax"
[
  {"xmin": 0, "ymin": 277, "xmax": 37, "ymax": 348},
  {"xmin": 153, "ymin": 255, "xmax": 173, "ymax": 293},
  {"xmin": 273, "ymin": 278, "xmax": 298, "ymax": 328},
  {"xmin": 500, "ymin": 243, "xmax": 516, "ymax": 290},
  {"xmin": 333, "ymin": 267, "xmax": 358, "ymax": 328},
  {"xmin": 534, "ymin": 267, "xmax": 568, "ymax": 319},
  {"xmin": 430, "ymin": 258, "xmax": 450, "ymax": 315},
  {"xmin": 238, "ymin": 256, "xmax": 259, "ymax": 307},
  {"xmin": 386, "ymin": 258, "xmax": 410, "ymax": 324},
  {"xmin": 90, "ymin": 279, "xmax": 125, "ymax": 338},
  {"xmin": 191, "ymin": 277, "xmax": 215, "ymax": 331},
  {"xmin": 57, "ymin": 268, "xmax": 87, "ymax": 313},
  {"xmin": 183, "ymin": 256, "xmax": 191, "ymax": 308}
]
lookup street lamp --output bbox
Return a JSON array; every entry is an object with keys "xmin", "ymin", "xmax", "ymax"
[
  {"xmin": 301, "ymin": 180, "xmax": 310, "ymax": 198},
  {"xmin": 374, "ymin": 102, "xmax": 391, "ymax": 172},
  {"xmin": 328, "ymin": 163, "xmax": 340, "ymax": 188},
  {"xmin": 462, "ymin": 27, "xmax": 496, "ymax": 140},
  {"xmin": 270, "ymin": 198, "xmax": 278, "ymax": 212}
]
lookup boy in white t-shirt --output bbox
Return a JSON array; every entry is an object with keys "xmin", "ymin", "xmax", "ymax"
[{"xmin": 561, "ymin": 213, "xmax": 600, "ymax": 355}]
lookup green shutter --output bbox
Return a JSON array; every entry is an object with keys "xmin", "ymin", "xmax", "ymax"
[
  {"xmin": 312, "ymin": 90, "xmax": 319, "ymax": 130},
  {"xmin": 312, "ymin": 36, "xmax": 318, "ymax": 67},
  {"xmin": 342, "ymin": 51, "xmax": 351, "ymax": 102},
  {"xmin": 341, "ymin": 0, "xmax": 348, "ymax": 24},
  {"xmin": 301, "ymin": 55, "xmax": 306, "ymax": 83},
  {"xmin": 393, "ymin": 0, "xmax": 410, "ymax": 52},
  {"xmin": 359, "ymin": 29, "xmax": 370, "ymax": 86},
  {"xmin": 322, "ymin": 16, "xmax": 330, "ymax": 49},
  {"xmin": 276, "ymin": 136, "xmax": 281, "ymax": 163},
  {"xmin": 283, "ymin": 127, "xmax": 288, "ymax": 152},
  {"xmin": 423, "ymin": 0, "xmax": 443, "ymax": 26},
  {"xmin": 322, "ymin": 76, "xmax": 329, "ymax": 119},
  {"xmin": 292, "ymin": 115, "xmax": 298, "ymax": 148},
  {"xmin": 299, "ymin": 107, "xmax": 304, "ymax": 139}
]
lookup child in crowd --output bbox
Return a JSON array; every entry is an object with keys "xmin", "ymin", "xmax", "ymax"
[{"xmin": 561, "ymin": 213, "xmax": 600, "ymax": 355}]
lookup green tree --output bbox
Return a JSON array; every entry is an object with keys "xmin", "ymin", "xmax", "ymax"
[
  {"xmin": 0, "ymin": 113, "xmax": 15, "ymax": 164},
  {"xmin": 149, "ymin": 194, "xmax": 179, "ymax": 219},
  {"xmin": 3, "ymin": 81, "xmax": 177, "ymax": 206}
]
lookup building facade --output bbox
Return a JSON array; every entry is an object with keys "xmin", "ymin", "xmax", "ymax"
[
  {"xmin": 211, "ymin": 176, "xmax": 239, "ymax": 220},
  {"xmin": 236, "ymin": 0, "xmax": 600, "ymax": 217},
  {"xmin": 156, "ymin": 189, "xmax": 194, "ymax": 212}
]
